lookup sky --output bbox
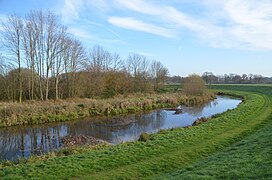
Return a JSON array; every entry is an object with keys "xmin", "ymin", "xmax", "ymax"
[{"xmin": 0, "ymin": 0, "xmax": 272, "ymax": 77}]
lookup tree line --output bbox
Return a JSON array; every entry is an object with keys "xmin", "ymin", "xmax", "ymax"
[
  {"xmin": 201, "ymin": 72, "xmax": 271, "ymax": 84},
  {"xmin": 167, "ymin": 73, "xmax": 272, "ymax": 85},
  {"xmin": 0, "ymin": 10, "xmax": 168, "ymax": 102}
]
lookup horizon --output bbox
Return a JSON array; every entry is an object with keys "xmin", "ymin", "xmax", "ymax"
[{"xmin": 1, "ymin": 0, "xmax": 272, "ymax": 77}]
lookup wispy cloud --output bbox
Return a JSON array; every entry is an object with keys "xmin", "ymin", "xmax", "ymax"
[
  {"xmin": 60, "ymin": 0, "xmax": 272, "ymax": 50},
  {"xmin": 107, "ymin": 29, "xmax": 122, "ymax": 39},
  {"xmin": 69, "ymin": 27, "xmax": 95, "ymax": 41},
  {"xmin": 114, "ymin": 0, "xmax": 204, "ymax": 32},
  {"xmin": 61, "ymin": 0, "xmax": 83, "ymax": 23},
  {"xmin": 0, "ymin": 14, "xmax": 7, "ymax": 31},
  {"xmin": 135, "ymin": 51, "xmax": 156, "ymax": 57},
  {"xmin": 61, "ymin": 0, "xmax": 111, "ymax": 23},
  {"xmin": 223, "ymin": 0, "xmax": 272, "ymax": 49},
  {"xmin": 113, "ymin": 0, "xmax": 272, "ymax": 50},
  {"xmin": 108, "ymin": 17, "xmax": 175, "ymax": 38},
  {"xmin": 69, "ymin": 27, "xmax": 123, "ymax": 48}
]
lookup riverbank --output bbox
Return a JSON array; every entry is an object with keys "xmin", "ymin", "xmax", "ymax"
[
  {"xmin": 0, "ymin": 92, "xmax": 215, "ymax": 128},
  {"xmin": 0, "ymin": 85, "xmax": 271, "ymax": 179}
]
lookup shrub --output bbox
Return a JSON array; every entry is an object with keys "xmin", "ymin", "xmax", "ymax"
[
  {"xmin": 139, "ymin": 132, "xmax": 151, "ymax": 142},
  {"xmin": 182, "ymin": 74, "xmax": 206, "ymax": 95}
]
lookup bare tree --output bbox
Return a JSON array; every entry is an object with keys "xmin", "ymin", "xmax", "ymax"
[
  {"xmin": 127, "ymin": 53, "xmax": 150, "ymax": 92},
  {"xmin": 1, "ymin": 14, "xmax": 24, "ymax": 102},
  {"xmin": 62, "ymin": 37, "xmax": 86, "ymax": 98},
  {"xmin": 23, "ymin": 16, "xmax": 37, "ymax": 100},
  {"xmin": 112, "ymin": 53, "xmax": 123, "ymax": 71},
  {"xmin": 23, "ymin": 10, "xmax": 69, "ymax": 100},
  {"xmin": 87, "ymin": 45, "xmax": 114, "ymax": 72},
  {"xmin": 150, "ymin": 60, "xmax": 169, "ymax": 91},
  {"xmin": 0, "ymin": 54, "xmax": 12, "ymax": 100},
  {"xmin": 24, "ymin": 10, "xmax": 46, "ymax": 100},
  {"xmin": 44, "ymin": 11, "xmax": 68, "ymax": 100}
]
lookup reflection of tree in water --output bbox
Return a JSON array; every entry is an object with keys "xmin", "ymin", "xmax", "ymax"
[
  {"xmin": 65, "ymin": 112, "xmax": 167, "ymax": 144},
  {"xmin": 0, "ymin": 110, "xmax": 168, "ymax": 160},
  {"xmin": 0, "ymin": 124, "xmax": 64, "ymax": 161},
  {"xmin": 187, "ymin": 99, "xmax": 218, "ymax": 116}
]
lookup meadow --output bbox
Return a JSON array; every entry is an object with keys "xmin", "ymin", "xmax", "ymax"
[{"xmin": 0, "ymin": 85, "xmax": 271, "ymax": 179}]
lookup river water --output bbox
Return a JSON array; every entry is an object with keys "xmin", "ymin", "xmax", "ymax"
[{"xmin": 0, "ymin": 96, "xmax": 241, "ymax": 161}]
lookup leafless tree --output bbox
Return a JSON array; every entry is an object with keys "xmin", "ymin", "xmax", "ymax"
[
  {"xmin": 150, "ymin": 60, "xmax": 169, "ymax": 91},
  {"xmin": 87, "ymin": 45, "xmax": 115, "ymax": 72},
  {"xmin": 127, "ymin": 53, "xmax": 150, "ymax": 92},
  {"xmin": 62, "ymin": 37, "xmax": 86, "ymax": 98},
  {"xmin": 1, "ymin": 14, "xmax": 24, "ymax": 102}
]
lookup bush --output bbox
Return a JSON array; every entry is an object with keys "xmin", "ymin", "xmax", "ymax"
[
  {"xmin": 182, "ymin": 74, "xmax": 206, "ymax": 95},
  {"xmin": 138, "ymin": 132, "xmax": 151, "ymax": 142}
]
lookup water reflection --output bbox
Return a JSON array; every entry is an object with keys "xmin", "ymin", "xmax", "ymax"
[{"xmin": 0, "ymin": 96, "xmax": 241, "ymax": 161}]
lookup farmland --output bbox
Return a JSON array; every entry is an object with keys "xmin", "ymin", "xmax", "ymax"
[{"xmin": 0, "ymin": 84, "xmax": 271, "ymax": 179}]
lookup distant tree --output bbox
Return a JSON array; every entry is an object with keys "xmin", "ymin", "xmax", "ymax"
[
  {"xmin": 150, "ymin": 60, "xmax": 169, "ymax": 91},
  {"xmin": 253, "ymin": 74, "xmax": 264, "ymax": 84},
  {"xmin": 241, "ymin": 74, "xmax": 248, "ymax": 83},
  {"xmin": 182, "ymin": 74, "xmax": 206, "ymax": 95},
  {"xmin": 87, "ymin": 45, "xmax": 113, "ymax": 72},
  {"xmin": 127, "ymin": 53, "xmax": 150, "ymax": 92}
]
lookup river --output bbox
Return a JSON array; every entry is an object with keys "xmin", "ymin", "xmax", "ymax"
[{"xmin": 0, "ymin": 96, "xmax": 241, "ymax": 161}]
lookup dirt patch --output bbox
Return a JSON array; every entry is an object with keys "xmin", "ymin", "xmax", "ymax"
[
  {"xmin": 192, "ymin": 117, "xmax": 208, "ymax": 126},
  {"xmin": 61, "ymin": 135, "xmax": 105, "ymax": 147}
]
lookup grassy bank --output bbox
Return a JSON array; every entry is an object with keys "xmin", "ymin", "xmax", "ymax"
[
  {"xmin": 0, "ymin": 92, "xmax": 214, "ymax": 127},
  {"xmin": 0, "ymin": 85, "xmax": 271, "ymax": 179}
]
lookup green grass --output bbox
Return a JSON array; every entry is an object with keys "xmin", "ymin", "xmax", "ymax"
[
  {"xmin": 159, "ymin": 114, "xmax": 272, "ymax": 179},
  {"xmin": 0, "ymin": 85, "xmax": 271, "ymax": 179}
]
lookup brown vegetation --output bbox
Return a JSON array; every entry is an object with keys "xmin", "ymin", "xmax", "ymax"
[
  {"xmin": 0, "ymin": 92, "xmax": 215, "ymax": 127},
  {"xmin": 182, "ymin": 74, "xmax": 206, "ymax": 95}
]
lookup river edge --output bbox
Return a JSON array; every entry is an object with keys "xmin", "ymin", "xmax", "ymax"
[
  {"xmin": 0, "ymin": 92, "xmax": 215, "ymax": 128},
  {"xmin": 0, "ymin": 92, "xmax": 244, "ymax": 165}
]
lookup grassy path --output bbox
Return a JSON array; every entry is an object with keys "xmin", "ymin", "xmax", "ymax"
[{"xmin": 0, "ymin": 85, "xmax": 271, "ymax": 179}]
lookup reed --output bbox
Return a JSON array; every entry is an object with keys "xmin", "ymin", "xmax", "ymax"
[{"xmin": 0, "ymin": 92, "xmax": 215, "ymax": 127}]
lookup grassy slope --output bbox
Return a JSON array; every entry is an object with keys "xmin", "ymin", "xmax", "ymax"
[
  {"xmin": 0, "ymin": 85, "xmax": 271, "ymax": 179},
  {"xmin": 159, "ymin": 85, "xmax": 272, "ymax": 179},
  {"xmin": 160, "ymin": 113, "xmax": 272, "ymax": 179}
]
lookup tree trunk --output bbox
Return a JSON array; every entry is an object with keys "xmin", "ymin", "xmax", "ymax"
[{"xmin": 55, "ymin": 76, "xmax": 59, "ymax": 100}]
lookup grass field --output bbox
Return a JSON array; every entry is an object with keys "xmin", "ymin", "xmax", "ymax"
[{"xmin": 0, "ymin": 85, "xmax": 271, "ymax": 179}]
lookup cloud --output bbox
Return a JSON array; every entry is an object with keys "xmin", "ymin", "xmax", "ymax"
[
  {"xmin": 61, "ymin": 0, "xmax": 272, "ymax": 50},
  {"xmin": 61, "ymin": 0, "xmax": 84, "ymax": 23},
  {"xmin": 0, "ymin": 14, "xmax": 7, "ymax": 31},
  {"xmin": 108, "ymin": 17, "xmax": 175, "ymax": 38},
  {"xmin": 223, "ymin": 0, "xmax": 272, "ymax": 49},
  {"xmin": 135, "ymin": 52, "xmax": 156, "ymax": 57},
  {"xmin": 107, "ymin": 29, "xmax": 122, "ymax": 39},
  {"xmin": 114, "ymin": 0, "xmax": 272, "ymax": 50},
  {"xmin": 69, "ymin": 27, "xmax": 94, "ymax": 40},
  {"xmin": 69, "ymin": 27, "xmax": 123, "ymax": 48},
  {"xmin": 114, "ymin": 0, "xmax": 204, "ymax": 32},
  {"xmin": 61, "ymin": 0, "xmax": 111, "ymax": 23}
]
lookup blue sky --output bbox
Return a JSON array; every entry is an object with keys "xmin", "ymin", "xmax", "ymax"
[{"xmin": 0, "ymin": 0, "xmax": 272, "ymax": 77}]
